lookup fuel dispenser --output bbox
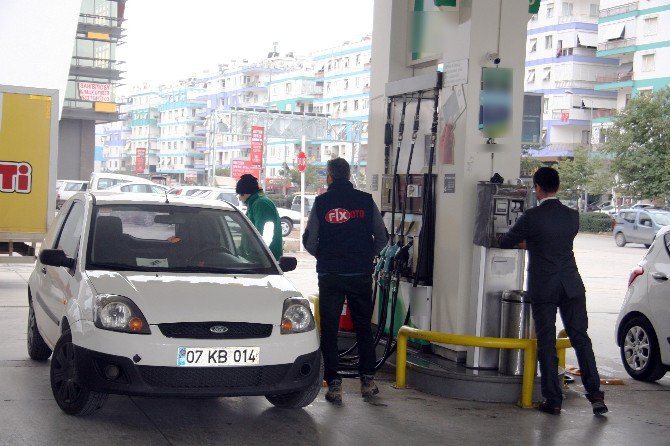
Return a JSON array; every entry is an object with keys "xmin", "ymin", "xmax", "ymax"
[{"xmin": 467, "ymin": 181, "xmax": 529, "ymax": 369}]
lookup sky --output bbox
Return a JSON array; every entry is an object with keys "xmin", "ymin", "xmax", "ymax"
[{"xmin": 117, "ymin": 0, "xmax": 374, "ymax": 90}]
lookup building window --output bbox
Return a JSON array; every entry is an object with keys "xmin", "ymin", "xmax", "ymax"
[
  {"xmin": 526, "ymin": 69, "xmax": 536, "ymax": 83},
  {"xmin": 285, "ymin": 83, "xmax": 292, "ymax": 94},
  {"xmin": 355, "ymin": 54, "xmax": 360, "ymax": 65},
  {"xmin": 343, "ymin": 102, "xmax": 348, "ymax": 112},
  {"xmin": 546, "ymin": 3, "xmax": 554, "ymax": 18},
  {"xmin": 545, "ymin": 35, "xmax": 553, "ymax": 49},
  {"xmin": 354, "ymin": 100, "xmax": 359, "ymax": 110},
  {"xmin": 543, "ymin": 67, "xmax": 551, "ymax": 81},
  {"xmin": 344, "ymin": 79, "xmax": 349, "ymax": 90},
  {"xmin": 562, "ymin": 2, "xmax": 573, "ymax": 16},
  {"xmin": 581, "ymin": 130, "xmax": 591, "ymax": 145},
  {"xmin": 645, "ymin": 17, "xmax": 658, "ymax": 36},
  {"xmin": 543, "ymin": 97, "xmax": 549, "ymax": 112},
  {"xmin": 529, "ymin": 38, "xmax": 537, "ymax": 52},
  {"xmin": 642, "ymin": 53, "xmax": 655, "ymax": 72}
]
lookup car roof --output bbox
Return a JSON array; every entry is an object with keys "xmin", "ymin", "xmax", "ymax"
[{"xmin": 85, "ymin": 191, "xmax": 236, "ymax": 210}]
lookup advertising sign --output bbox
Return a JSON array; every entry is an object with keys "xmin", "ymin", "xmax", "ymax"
[
  {"xmin": 479, "ymin": 67, "xmax": 513, "ymax": 139},
  {"xmin": 0, "ymin": 87, "xmax": 57, "ymax": 234},
  {"xmin": 231, "ymin": 159, "xmax": 261, "ymax": 180},
  {"xmin": 297, "ymin": 151, "xmax": 307, "ymax": 172},
  {"xmin": 135, "ymin": 147, "xmax": 146, "ymax": 174},
  {"xmin": 250, "ymin": 126, "xmax": 264, "ymax": 166},
  {"xmin": 78, "ymin": 82, "xmax": 112, "ymax": 102},
  {"xmin": 522, "ymin": 93, "xmax": 543, "ymax": 144}
]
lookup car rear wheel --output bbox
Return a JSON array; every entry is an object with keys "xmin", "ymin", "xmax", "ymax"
[
  {"xmin": 615, "ymin": 232, "xmax": 626, "ymax": 247},
  {"xmin": 27, "ymin": 296, "xmax": 52, "ymax": 360},
  {"xmin": 280, "ymin": 218, "xmax": 293, "ymax": 237},
  {"xmin": 620, "ymin": 316, "xmax": 667, "ymax": 382},
  {"xmin": 265, "ymin": 357, "xmax": 323, "ymax": 408},
  {"xmin": 50, "ymin": 330, "xmax": 108, "ymax": 415}
]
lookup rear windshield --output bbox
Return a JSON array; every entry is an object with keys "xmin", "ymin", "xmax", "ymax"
[
  {"xmin": 87, "ymin": 204, "xmax": 276, "ymax": 274},
  {"xmin": 64, "ymin": 182, "xmax": 87, "ymax": 191},
  {"xmin": 97, "ymin": 178, "xmax": 131, "ymax": 190}
]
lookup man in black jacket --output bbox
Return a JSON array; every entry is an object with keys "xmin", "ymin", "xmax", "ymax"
[
  {"xmin": 499, "ymin": 167, "xmax": 607, "ymax": 415},
  {"xmin": 303, "ymin": 158, "xmax": 388, "ymax": 404}
]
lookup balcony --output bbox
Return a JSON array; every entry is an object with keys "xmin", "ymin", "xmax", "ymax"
[
  {"xmin": 71, "ymin": 56, "xmax": 124, "ymax": 80},
  {"xmin": 600, "ymin": 2, "xmax": 638, "ymax": 18},
  {"xmin": 557, "ymin": 14, "xmax": 598, "ymax": 25},
  {"xmin": 595, "ymin": 72, "xmax": 634, "ymax": 84},
  {"xmin": 553, "ymin": 80, "xmax": 597, "ymax": 89},
  {"xmin": 598, "ymin": 37, "xmax": 636, "ymax": 52},
  {"xmin": 551, "ymin": 108, "xmax": 617, "ymax": 121},
  {"xmin": 62, "ymin": 98, "xmax": 120, "ymax": 123}
]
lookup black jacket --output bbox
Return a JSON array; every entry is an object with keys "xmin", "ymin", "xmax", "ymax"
[
  {"xmin": 499, "ymin": 198, "xmax": 585, "ymax": 303},
  {"xmin": 303, "ymin": 179, "xmax": 387, "ymax": 274}
]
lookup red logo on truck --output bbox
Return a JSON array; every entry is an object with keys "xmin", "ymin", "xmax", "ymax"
[{"xmin": 0, "ymin": 161, "xmax": 32, "ymax": 194}]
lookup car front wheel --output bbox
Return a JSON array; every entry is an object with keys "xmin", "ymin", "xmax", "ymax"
[
  {"xmin": 620, "ymin": 316, "xmax": 667, "ymax": 382},
  {"xmin": 265, "ymin": 357, "xmax": 323, "ymax": 408},
  {"xmin": 50, "ymin": 330, "xmax": 108, "ymax": 416},
  {"xmin": 615, "ymin": 232, "xmax": 626, "ymax": 247},
  {"xmin": 280, "ymin": 218, "xmax": 293, "ymax": 237}
]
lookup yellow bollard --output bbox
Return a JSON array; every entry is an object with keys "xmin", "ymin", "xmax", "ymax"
[
  {"xmin": 395, "ymin": 329, "xmax": 408, "ymax": 389},
  {"xmin": 520, "ymin": 341, "xmax": 537, "ymax": 408},
  {"xmin": 308, "ymin": 295, "xmax": 320, "ymax": 331}
]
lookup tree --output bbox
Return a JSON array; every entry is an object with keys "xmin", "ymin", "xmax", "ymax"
[
  {"xmin": 556, "ymin": 146, "xmax": 613, "ymax": 210},
  {"xmin": 601, "ymin": 88, "xmax": 670, "ymax": 203},
  {"xmin": 215, "ymin": 167, "xmax": 230, "ymax": 177},
  {"xmin": 287, "ymin": 164, "xmax": 323, "ymax": 192},
  {"xmin": 520, "ymin": 145, "xmax": 545, "ymax": 177}
]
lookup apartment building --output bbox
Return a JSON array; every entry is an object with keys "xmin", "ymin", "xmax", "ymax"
[
  {"xmin": 126, "ymin": 90, "xmax": 161, "ymax": 174},
  {"xmin": 593, "ymin": 0, "xmax": 670, "ymax": 141},
  {"xmin": 526, "ymin": 0, "xmax": 618, "ymax": 157}
]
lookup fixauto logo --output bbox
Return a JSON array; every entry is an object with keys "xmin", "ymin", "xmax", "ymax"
[
  {"xmin": 325, "ymin": 208, "xmax": 365, "ymax": 224},
  {"xmin": 0, "ymin": 161, "xmax": 32, "ymax": 194}
]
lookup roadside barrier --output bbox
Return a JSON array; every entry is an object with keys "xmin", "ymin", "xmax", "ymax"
[{"xmin": 395, "ymin": 326, "xmax": 572, "ymax": 409}]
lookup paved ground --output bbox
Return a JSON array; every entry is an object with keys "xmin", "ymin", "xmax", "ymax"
[{"xmin": 1, "ymin": 233, "xmax": 669, "ymax": 445}]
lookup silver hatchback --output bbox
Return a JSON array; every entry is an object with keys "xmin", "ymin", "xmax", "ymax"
[{"xmin": 613, "ymin": 208, "xmax": 670, "ymax": 248}]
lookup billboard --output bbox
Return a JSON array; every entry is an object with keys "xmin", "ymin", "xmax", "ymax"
[
  {"xmin": 78, "ymin": 82, "xmax": 112, "ymax": 102},
  {"xmin": 231, "ymin": 159, "xmax": 261, "ymax": 180},
  {"xmin": 135, "ymin": 147, "xmax": 146, "ymax": 174},
  {"xmin": 250, "ymin": 126, "xmax": 264, "ymax": 166}
]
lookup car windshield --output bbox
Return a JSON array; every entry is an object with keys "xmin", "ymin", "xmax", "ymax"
[
  {"xmin": 87, "ymin": 204, "xmax": 277, "ymax": 274},
  {"xmin": 64, "ymin": 182, "xmax": 86, "ymax": 191},
  {"xmin": 652, "ymin": 213, "xmax": 670, "ymax": 226}
]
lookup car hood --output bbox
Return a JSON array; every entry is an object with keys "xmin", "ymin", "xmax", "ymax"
[{"xmin": 86, "ymin": 271, "xmax": 301, "ymax": 324}]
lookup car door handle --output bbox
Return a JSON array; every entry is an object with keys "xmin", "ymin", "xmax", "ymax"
[
  {"xmin": 651, "ymin": 272, "xmax": 668, "ymax": 281},
  {"xmin": 41, "ymin": 267, "xmax": 47, "ymax": 275}
]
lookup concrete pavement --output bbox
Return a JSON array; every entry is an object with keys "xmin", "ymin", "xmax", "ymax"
[{"xmin": 1, "ymin": 234, "xmax": 670, "ymax": 445}]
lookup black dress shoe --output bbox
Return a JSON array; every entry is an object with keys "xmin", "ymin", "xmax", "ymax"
[
  {"xmin": 587, "ymin": 394, "xmax": 608, "ymax": 415},
  {"xmin": 537, "ymin": 400, "xmax": 561, "ymax": 415}
]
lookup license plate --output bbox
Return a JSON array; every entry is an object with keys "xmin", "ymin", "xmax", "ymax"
[{"xmin": 177, "ymin": 347, "xmax": 260, "ymax": 367}]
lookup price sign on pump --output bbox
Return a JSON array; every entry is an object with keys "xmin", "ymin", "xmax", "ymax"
[{"xmin": 297, "ymin": 152, "xmax": 307, "ymax": 172}]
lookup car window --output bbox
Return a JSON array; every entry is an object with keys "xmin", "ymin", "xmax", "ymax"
[
  {"xmin": 87, "ymin": 204, "xmax": 276, "ymax": 273},
  {"xmin": 64, "ymin": 182, "xmax": 86, "ymax": 192},
  {"xmin": 622, "ymin": 212, "xmax": 635, "ymax": 224},
  {"xmin": 217, "ymin": 193, "xmax": 238, "ymax": 205},
  {"xmin": 639, "ymin": 212, "xmax": 653, "ymax": 227},
  {"xmin": 97, "ymin": 178, "xmax": 131, "ymax": 190},
  {"xmin": 665, "ymin": 233, "xmax": 670, "ymax": 256},
  {"xmin": 651, "ymin": 213, "xmax": 670, "ymax": 226},
  {"xmin": 184, "ymin": 189, "xmax": 201, "ymax": 196},
  {"xmin": 151, "ymin": 185, "xmax": 166, "ymax": 193},
  {"xmin": 55, "ymin": 201, "xmax": 85, "ymax": 259}
]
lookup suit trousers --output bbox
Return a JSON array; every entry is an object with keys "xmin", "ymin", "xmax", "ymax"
[
  {"xmin": 318, "ymin": 274, "xmax": 377, "ymax": 383},
  {"xmin": 532, "ymin": 290, "xmax": 603, "ymax": 405}
]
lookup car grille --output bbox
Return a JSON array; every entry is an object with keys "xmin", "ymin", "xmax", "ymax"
[
  {"xmin": 137, "ymin": 364, "xmax": 290, "ymax": 389},
  {"xmin": 158, "ymin": 322, "xmax": 273, "ymax": 339}
]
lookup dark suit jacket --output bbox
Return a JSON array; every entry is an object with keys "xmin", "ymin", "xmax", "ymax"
[{"xmin": 499, "ymin": 198, "xmax": 585, "ymax": 303}]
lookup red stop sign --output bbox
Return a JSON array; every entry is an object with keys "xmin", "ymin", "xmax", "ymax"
[{"xmin": 297, "ymin": 152, "xmax": 307, "ymax": 172}]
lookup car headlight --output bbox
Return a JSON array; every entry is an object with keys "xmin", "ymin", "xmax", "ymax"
[
  {"xmin": 94, "ymin": 294, "xmax": 151, "ymax": 334},
  {"xmin": 281, "ymin": 297, "xmax": 315, "ymax": 334}
]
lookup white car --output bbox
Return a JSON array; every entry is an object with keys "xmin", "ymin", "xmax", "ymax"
[
  {"xmin": 101, "ymin": 182, "xmax": 169, "ymax": 194},
  {"xmin": 27, "ymin": 193, "xmax": 321, "ymax": 416},
  {"xmin": 89, "ymin": 172, "xmax": 155, "ymax": 191},
  {"xmin": 615, "ymin": 225, "xmax": 670, "ymax": 382},
  {"xmin": 56, "ymin": 180, "xmax": 88, "ymax": 209}
]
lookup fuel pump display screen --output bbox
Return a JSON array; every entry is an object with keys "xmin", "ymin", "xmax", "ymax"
[{"xmin": 494, "ymin": 199, "xmax": 508, "ymax": 215}]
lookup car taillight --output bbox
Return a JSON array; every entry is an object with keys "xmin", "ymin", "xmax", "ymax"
[
  {"xmin": 628, "ymin": 266, "xmax": 644, "ymax": 287},
  {"xmin": 175, "ymin": 189, "xmax": 182, "ymax": 195}
]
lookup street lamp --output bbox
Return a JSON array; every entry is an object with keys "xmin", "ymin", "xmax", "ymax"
[{"xmin": 565, "ymin": 90, "xmax": 593, "ymax": 149}]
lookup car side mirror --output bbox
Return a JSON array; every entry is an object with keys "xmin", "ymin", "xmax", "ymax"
[
  {"xmin": 39, "ymin": 249, "xmax": 75, "ymax": 269},
  {"xmin": 278, "ymin": 256, "xmax": 297, "ymax": 272}
]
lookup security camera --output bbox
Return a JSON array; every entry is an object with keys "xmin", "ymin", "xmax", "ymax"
[{"xmin": 486, "ymin": 52, "xmax": 501, "ymax": 65}]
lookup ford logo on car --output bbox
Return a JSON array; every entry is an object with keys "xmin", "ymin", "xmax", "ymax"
[{"xmin": 210, "ymin": 325, "xmax": 229, "ymax": 334}]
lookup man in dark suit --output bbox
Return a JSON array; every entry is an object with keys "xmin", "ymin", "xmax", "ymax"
[{"xmin": 499, "ymin": 167, "xmax": 608, "ymax": 415}]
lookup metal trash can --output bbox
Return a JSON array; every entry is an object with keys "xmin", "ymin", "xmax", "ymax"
[{"xmin": 499, "ymin": 290, "xmax": 535, "ymax": 376}]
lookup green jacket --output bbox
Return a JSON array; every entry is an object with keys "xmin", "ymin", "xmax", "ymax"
[{"xmin": 245, "ymin": 192, "xmax": 283, "ymax": 260}]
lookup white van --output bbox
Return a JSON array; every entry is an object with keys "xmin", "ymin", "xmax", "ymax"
[{"xmin": 89, "ymin": 173, "xmax": 154, "ymax": 192}]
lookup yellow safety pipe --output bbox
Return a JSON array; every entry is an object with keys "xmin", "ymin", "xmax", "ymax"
[
  {"xmin": 395, "ymin": 326, "xmax": 573, "ymax": 409},
  {"xmin": 308, "ymin": 295, "xmax": 320, "ymax": 331}
]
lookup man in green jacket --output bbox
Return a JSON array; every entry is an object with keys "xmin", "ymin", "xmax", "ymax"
[{"xmin": 236, "ymin": 174, "xmax": 283, "ymax": 260}]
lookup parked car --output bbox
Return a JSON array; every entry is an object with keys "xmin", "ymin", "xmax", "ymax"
[
  {"xmin": 615, "ymin": 225, "xmax": 670, "ymax": 382},
  {"xmin": 613, "ymin": 208, "xmax": 670, "ymax": 248},
  {"xmin": 167, "ymin": 185, "xmax": 211, "ymax": 197},
  {"xmin": 27, "ymin": 192, "xmax": 321, "ymax": 416},
  {"xmin": 56, "ymin": 180, "xmax": 88, "ymax": 209},
  {"xmin": 101, "ymin": 182, "xmax": 169, "ymax": 194},
  {"xmin": 89, "ymin": 173, "xmax": 154, "ymax": 192},
  {"xmin": 596, "ymin": 205, "xmax": 617, "ymax": 215},
  {"xmin": 195, "ymin": 188, "xmax": 239, "ymax": 205},
  {"xmin": 291, "ymin": 194, "xmax": 317, "ymax": 217}
]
